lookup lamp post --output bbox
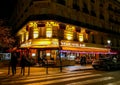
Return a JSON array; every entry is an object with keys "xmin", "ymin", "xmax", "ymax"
[
  {"xmin": 59, "ymin": 41, "xmax": 62, "ymax": 72},
  {"xmin": 107, "ymin": 40, "xmax": 111, "ymax": 53}
]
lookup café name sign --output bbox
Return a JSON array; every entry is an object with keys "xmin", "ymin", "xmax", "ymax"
[{"xmin": 61, "ymin": 41, "xmax": 85, "ymax": 47}]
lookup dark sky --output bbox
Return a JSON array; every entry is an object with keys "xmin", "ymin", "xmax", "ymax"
[{"xmin": 0, "ymin": 0, "xmax": 17, "ymax": 19}]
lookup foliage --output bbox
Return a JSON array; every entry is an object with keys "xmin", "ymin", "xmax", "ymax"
[{"xmin": 0, "ymin": 26, "xmax": 16, "ymax": 48}]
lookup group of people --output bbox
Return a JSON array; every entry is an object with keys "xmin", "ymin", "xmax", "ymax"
[
  {"xmin": 80, "ymin": 56, "xmax": 86, "ymax": 65},
  {"xmin": 10, "ymin": 52, "xmax": 31, "ymax": 76}
]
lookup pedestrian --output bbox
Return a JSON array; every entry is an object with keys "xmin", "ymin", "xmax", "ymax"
[
  {"xmin": 80, "ymin": 56, "xmax": 86, "ymax": 65},
  {"xmin": 10, "ymin": 52, "xmax": 18, "ymax": 75},
  {"xmin": 20, "ymin": 54, "xmax": 26, "ymax": 75}
]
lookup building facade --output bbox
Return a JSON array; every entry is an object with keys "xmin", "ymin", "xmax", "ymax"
[{"xmin": 9, "ymin": 0, "xmax": 120, "ymax": 66}]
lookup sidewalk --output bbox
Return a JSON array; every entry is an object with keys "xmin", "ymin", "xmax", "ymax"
[{"xmin": 0, "ymin": 64, "xmax": 93, "ymax": 76}]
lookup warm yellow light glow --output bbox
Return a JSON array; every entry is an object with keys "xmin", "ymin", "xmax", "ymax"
[
  {"xmin": 65, "ymin": 32, "xmax": 73, "ymax": 40},
  {"xmin": 50, "ymin": 21, "xmax": 59, "ymax": 26},
  {"xmin": 81, "ymin": 28, "xmax": 86, "ymax": 33},
  {"xmin": 66, "ymin": 35, "xmax": 73, "ymax": 40},
  {"xmin": 66, "ymin": 25, "xmax": 75, "ymax": 31},
  {"xmin": 64, "ymin": 25, "xmax": 75, "ymax": 40},
  {"xmin": 38, "ymin": 40, "xmax": 51, "ymax": 45},
  {"xmin": 21, "ymin": 34, "xmax": 24, "ymax": 42},
  {"xmin": 20, "ymin": 40, "xmax": 31, "ymax": 48},
  {"xmin": 26, "ymin": 32, "xmax": 29, "ymax": 40},
  {"xmin": 46, "ymin": 31, "xmax": 52, "ymax": 38},
  {"xmin": 46, "ymin": 22, "xmax": 52, "ymax": 38},
  {"xmin": 79, "ymin": 33, "xmax": 83, "ymax": 42},
  {"xmin": 33, "ymin": 30, "xmax": 39, "ymax": 38},
  {"xmin": 29, "ymin": 22, "xmax": 34, "ymax": 27},
  {"xmin": 32, "ymin": 39, "xmax": 59, "ymax": 46},
  {"xmin": 64, "ymin": 30, "xmax": 73, "ymax": 40}
]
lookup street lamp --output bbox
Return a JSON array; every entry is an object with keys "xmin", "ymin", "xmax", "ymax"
[
  {"xmin": 107, "ymin": 40, "xmax": 111, "ymax": 44},
  {"xmin": 107, "ymin": 40, "xmax": 111, "ymax": 53}
]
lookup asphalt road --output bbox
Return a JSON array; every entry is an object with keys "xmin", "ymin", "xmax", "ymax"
[{"xmin": 0, "ymin": 69, "xmax": 120, "ymax": 85}]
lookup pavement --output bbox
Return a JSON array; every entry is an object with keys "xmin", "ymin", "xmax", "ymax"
[{"xmin": 0, "ymin": 64, "xmax": 93, "ymax": 76}]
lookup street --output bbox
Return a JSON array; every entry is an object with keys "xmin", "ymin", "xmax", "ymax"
[{"xmin": 0, "ymin": 67, "xmax": 120, "ymax": 85}]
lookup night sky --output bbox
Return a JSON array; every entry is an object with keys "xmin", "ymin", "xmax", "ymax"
[{"xmin": 0, "ymin": 0, "xmax": 17, "ymax": 19}]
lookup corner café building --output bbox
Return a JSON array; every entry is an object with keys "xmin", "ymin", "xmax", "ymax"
[{"xmin": 18, "ymin": 20, "xmax": 112, "ymax": 66}]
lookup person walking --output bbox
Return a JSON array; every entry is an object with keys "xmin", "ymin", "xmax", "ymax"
[
  {"xmin": 20, "ymin": 54, "xmax": 26, "ymax": 75},
  {"xmin": 10, "ymin": 52, "xmax": 18, "ymax": 75}
]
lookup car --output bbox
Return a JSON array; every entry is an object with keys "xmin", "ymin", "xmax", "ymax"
[{"xmin": 92, "ymin": 56, "xmax": 120, "ymax": 70}]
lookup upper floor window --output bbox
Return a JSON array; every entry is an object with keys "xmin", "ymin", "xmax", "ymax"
[
  {"xmin": 64, "ymin": 25, "xmax": 75, "ymax": 41},
  {"xmin": 26, "ymin": 32, "xmax": 29, "ymax": 40},
  {"xmin": 33, "ymin": 29, "xmax": 39, "ymax": 39},
  {"xmin": 91, "ymin": 34, "xmax": 95, "ymax": 43},
  {"xmin": 56, "ymin": 0, "xmax": 65, "ymax": 5},
  {"xmin": 72, "ymin": 0, "xmax": 80, "ymax": 11},
  {"xmin": 91, "ymin": 5, "xmax": 96, "ymax": 17},
  {"xmin": 99, "ymin": 0, "xmax": 104, "ymax": 7},
  {"xmin": 46, "ymin": 22, "xmax": 52, "ymax": 38},
  {"xmin": 91, "ymin": 0, "xmax": 95, "ymax": 3},
  {"xmin": 91, "ymin": 10, "xmax": 96, "ymax": 17},
  {"xmin": 82, "ymin": 2, "xmax": 89, "ymax": 14},
  {"xmin": 108, "ymin": 4, "xmax": 113, "ymax": 11},
  {"xmin": 99, "ymin": 12, "xmax": 104, "ymax": 20},
  {"xmin": 101, "ymin": 36, "xmax": 104, "ymax": 45}
]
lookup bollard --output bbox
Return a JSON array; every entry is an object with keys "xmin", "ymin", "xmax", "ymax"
[
  {"xmin": 28, "ymin": 66, "xmax": 30, "ymax": 75},
  {"xmin": 59, "ymin": 52, "xmax": 62, "ymax": 72},
  {"xmin": 46, "ymin": 60, "xmax": 48, "ymax": 74},
  {"xmin": 8, "ymin": 64, "xmax": 10, "ymax": 75}
]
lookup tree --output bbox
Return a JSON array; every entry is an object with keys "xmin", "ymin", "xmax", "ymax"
[{"xmin": 0, "ymin": 26, "xmax": 16, "ymax": 52}]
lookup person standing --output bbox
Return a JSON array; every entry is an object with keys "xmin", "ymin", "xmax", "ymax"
[
  {"xmin": 10, "ymin": 52, "xmax": 18, "ymax": 75},
  {"xmin": 20, "ymin": 54, "xmax": 26, "ymax": 75}
]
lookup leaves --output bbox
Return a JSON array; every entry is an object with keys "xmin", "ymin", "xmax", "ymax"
[{"xmin": 0, "ymin": 26, "xmax": 16, "ymax": 48}]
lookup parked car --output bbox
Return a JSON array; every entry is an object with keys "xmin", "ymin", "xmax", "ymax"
[{"xmin": 92, "ymin": 56, "xmax": 120, "ymax": 70}]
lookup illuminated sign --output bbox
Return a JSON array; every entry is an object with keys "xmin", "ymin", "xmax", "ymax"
[
  {"xmin": 31, "ymin": 39, "xmax": 59, "ymax": 48},
  {"xmin": 61, "ymin": 41, "xmax": 86, "ymax": 47}
]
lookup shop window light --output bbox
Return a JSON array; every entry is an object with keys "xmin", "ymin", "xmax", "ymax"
[
  {"xmin": 33, "ymin": 30, "xmax": 39, "ymax": 38},
  {"xmin": 46, "ymin": 22, "xmax": 52, "ymax": 38},
  {"xmin": 66, "ymin": 34, "xmax": 73, "ymax": 40},
  {"xmin": 26, "ymin": 32, "xmax": 29, "ymax": 40},
  {"xmin": 79, "ymin": 33, "xmax": 84, "ymax": 42},
  {"xmin": 46, "ymin": 31, "xmax": 52, "ymax": 38},
  {"xmin": 21, "ymin": 34, "xmax": 24, "ymax": 42}
]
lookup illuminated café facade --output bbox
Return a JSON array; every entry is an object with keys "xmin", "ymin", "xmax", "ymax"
[
  {"xmin": 9, "ymin": 0, "xmax": 120, "ymax": 66},
  {"xmin": 17, "ymin": 21, "xmax": 111, "ymax": 66}
]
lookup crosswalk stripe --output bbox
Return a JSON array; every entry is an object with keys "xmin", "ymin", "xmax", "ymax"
[
  {"xmin": 67, "ymin": 77, "xmax": 114, "ymax": 85},
  {"xmin": 105, "ymin": 80, "xmax": 120, "ymax": 85},
  {"xmin": 25, "ymin": 74, "xmax": 102, "ymax": 85},
  {"xmin": 2, "ymin": 72, "xmax": 93, "ymax": 84},
  {"xmin": 1, "ymin": 71, "xmax": 84, "ymax": 81}
]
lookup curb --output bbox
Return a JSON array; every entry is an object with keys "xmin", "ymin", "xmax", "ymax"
[{"xmin": 72, "ymin": 68, "xmax": 94, "ymax": 71}]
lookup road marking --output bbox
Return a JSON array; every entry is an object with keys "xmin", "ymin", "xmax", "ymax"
[
  {"xmin": 105, "ymin": 80, "xmax": 120, "ymax": 85},
  {"xmin": 25, "ymin": 74, "xmax": 102, "ymax": 85},
  {"xmin": 2, "ymin": 71, "xmax": 84, "ymax": 81},
  {"xmin": 67, "ymin": 77, "xmax": 114, "ymax": 85},
  {"xmin": 2, "ymin": 72, "xmax": 97, "ymax": 84}
]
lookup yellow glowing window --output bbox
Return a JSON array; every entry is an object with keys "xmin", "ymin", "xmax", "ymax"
[
  {"xmin": 33, "ymin": 30, "xmax": 39, "ymax": 38},
  {"xmin": 79, "ymin": 33, "xmax": 83, "ymax": 42},
  {"xmin": 46, "ymin": 31, "xmax": 52, "ymax": 38},
  {"xmin": 21, "ymin": 34, "xmax": 24, "ymax": 42},
  {"xmin": 67, "ymin": 36, "xmax": 72, "ymax": 40},
  {"xmin": 65, "ymin": 33, "xmax": 73, "ymax": 40},
  {"xmin": 26, "ymin": 32, "xmax": 29, "ymax": 40},
  {"xmin": 46, "ymin": 22, "xmax": 52, "ymax": 38},
  {"xmin": 64, "ymin": 30, "xmax": 73, "ymax": 40}
]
